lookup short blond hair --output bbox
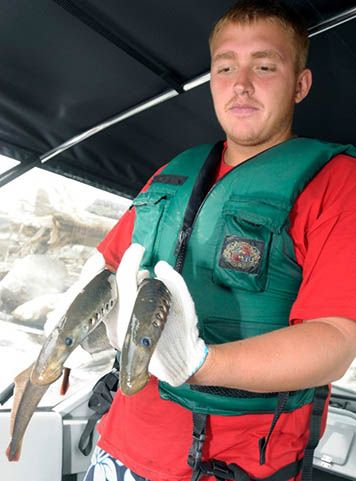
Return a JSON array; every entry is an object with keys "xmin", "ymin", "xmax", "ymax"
[{"xmin": 209, "ymin": 0, "xmax": 309, "ymax": 72}]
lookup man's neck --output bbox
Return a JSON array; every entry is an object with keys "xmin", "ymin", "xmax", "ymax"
[{"xmin": 224, "ymin": 133, "xmax": 295, "ymax": 167}]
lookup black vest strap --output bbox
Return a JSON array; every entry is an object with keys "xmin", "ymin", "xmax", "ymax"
[
  {"xmin": 259, "ymin": 392, "xmax": 290, "ymax": 464},
  {"xmin": 301, "ymin": 385, "xmax": 329, "ymax": 481},
  {"xmin": 188, "ymin": 412, "xmax": 208, "ymax": 471},
  {"xmin": 78, "ymin": 352, "xmax": 120, "ymax": 456},
  {"xmin": 188, "ymin": 386, "xmax": 329, "ymax": 481},
  {"xmin": 78, "ymin": 411, "xmax": 102, "ymax": 456},
  {"xmin": 192, "ymin": 458, "xmax": 303, "ymax": 481},
  {"xmin": 175, "ymin": 141, "xmax": 224, "ymax": 273},
  {"xmin": 188, "ymin": 411, "xmax": 302, "ymax": 481}
]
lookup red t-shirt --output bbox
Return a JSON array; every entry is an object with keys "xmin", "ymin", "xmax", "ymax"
[{"xmin": 96, "ymin": 151, "xmax": 356, "ymax": 481}]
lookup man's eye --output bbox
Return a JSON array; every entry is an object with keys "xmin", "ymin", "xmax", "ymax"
[
  {"xmin": 217, "ymin": 66, "xmax": 233, "ymax": 74},
  {"xmin": 256, "ymin": 65, "xmax": 276, "ymax": 73}
]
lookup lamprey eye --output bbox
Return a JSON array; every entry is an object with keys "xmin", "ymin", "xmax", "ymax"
[
  {"xmin": 64, "ymin": 337, "xmax": 73, "ymax": 346},
  {"xmin": 140, "ymin": 337, "xmax": 152, "ymax": 348}
]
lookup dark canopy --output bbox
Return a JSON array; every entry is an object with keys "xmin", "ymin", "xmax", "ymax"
[{"xmin": 0, "ymin": 0, "xmax": 355, "ymax": 198}]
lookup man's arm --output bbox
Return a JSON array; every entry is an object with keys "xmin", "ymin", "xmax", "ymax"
[
  {"xmin": 190, "ymin": 316, "xmax": 356, "ymax": 392},
  {"xmin": 147, "ymin": 261, "xmax": 356, "ymax": 391}
]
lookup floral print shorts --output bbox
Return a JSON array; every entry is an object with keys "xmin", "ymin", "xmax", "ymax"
[{"xmin": 84, "ymin": 447, "xmax": 150, "ymax": 481}]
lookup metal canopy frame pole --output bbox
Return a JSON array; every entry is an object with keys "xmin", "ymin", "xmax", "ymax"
[
  {"xmin": 1, "ymin": 6, "xmax": 356, "ymax": 189},
  {"xmin": 308, "ymin": 6, "xmax": 356, "ymax": 37},
  {"xmin": 0, "ymin": 90, "xmax": 178, "ymax": 188}
]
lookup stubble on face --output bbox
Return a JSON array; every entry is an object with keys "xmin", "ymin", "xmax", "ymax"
[{"xmin": 224, "ymin": 92, "xmax": 295, "ymax": 149}]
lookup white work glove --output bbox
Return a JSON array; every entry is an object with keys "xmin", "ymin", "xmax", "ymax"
[
  {"xmin": 148, "ymin": 261, "xmax": 209, "ymax": 386},
  {"xmin": 44, "ymin": 250, "xmax": 107, "ymax": 369},
  {"xmin": 105, "ymin": 243, "xmax": 148, "ymax": 351}
]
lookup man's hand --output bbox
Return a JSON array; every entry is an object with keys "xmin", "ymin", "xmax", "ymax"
[
  {"xmin": 104, "ymin": 243, "xmax": 148, "ymax": 351},
  {"xmin": 149, "ymin": 261, "xmax": 208, "ymax": 386}
]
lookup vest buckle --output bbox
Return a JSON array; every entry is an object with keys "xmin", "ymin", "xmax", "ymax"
[
  {"xmin": 199, "ymin": 459, "xmax": 250, "ymax": 481},
  {"xmin": 188, "ymin": 431, "xmax": 206, "ymax": 469},
  {"xmin": 204, "ymin": 460, "xmax": 232, "ymax": 478}
]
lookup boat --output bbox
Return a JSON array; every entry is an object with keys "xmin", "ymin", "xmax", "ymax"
[{"xmin": 0, "ymin": 2, "xmax": 355, "ymax": 480}]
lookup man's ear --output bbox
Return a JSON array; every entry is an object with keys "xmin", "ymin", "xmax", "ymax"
[{"xmin": 295, "ymin": 68, "xmax": 312, "ymax": 104}]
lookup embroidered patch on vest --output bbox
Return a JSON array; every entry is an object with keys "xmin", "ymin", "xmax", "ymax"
[
  {"xmin": 219, "ymin": 235, "xmax": 264, "ymax": 274},
  {"xmin": 152, "ymin": 174, "xmax": 187, "ymax": 185}
]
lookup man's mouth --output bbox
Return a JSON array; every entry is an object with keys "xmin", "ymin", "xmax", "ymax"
[{"xmin": 228, "ymin": 103, "xmax": 260, "ymax": 116}]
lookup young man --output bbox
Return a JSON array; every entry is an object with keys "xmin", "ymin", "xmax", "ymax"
[{"xmin": 83, "ymin": 1, "xmax": 356, "ymax": 480}]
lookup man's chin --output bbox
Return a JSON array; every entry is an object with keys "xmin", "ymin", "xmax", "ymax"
[{"xmin": 227, "ymin": 133, "xmax": 266, "ymax": 148}]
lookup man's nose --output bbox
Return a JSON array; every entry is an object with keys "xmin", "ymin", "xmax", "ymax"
[{"xmin": 233, "ymin": 68, "xmax": 254, "ymax": 95}]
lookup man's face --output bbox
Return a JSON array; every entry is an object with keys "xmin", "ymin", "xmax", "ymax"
[{"xmin": 210, "ymin": 19, "xmax": 311, "ymax": 151}]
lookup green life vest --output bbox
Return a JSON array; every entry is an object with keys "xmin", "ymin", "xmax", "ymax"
[{"xmin": 132, "ymin": 137, "xmax": 356, "ymax": 416}]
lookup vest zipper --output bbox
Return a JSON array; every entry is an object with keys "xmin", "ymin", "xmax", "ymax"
[
  {"xmin": 174, "ymin": 227, "xmax": 192, "ymax": 273},
  {"xmin": 174, "ymin": 158, "xmax": 245, "ymax": 274}
]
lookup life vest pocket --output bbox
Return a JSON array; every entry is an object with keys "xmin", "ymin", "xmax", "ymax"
[
  {"xmin": 132, "ymin": 190, "xmax": 173, "ymax": 267},
  {"xmin": 213, "ymin": 197, "xmax": 289, "ymax": 292},
  {"xmin": 213, "ymin": 214, "xmax": 273, "ymax": 292}
]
